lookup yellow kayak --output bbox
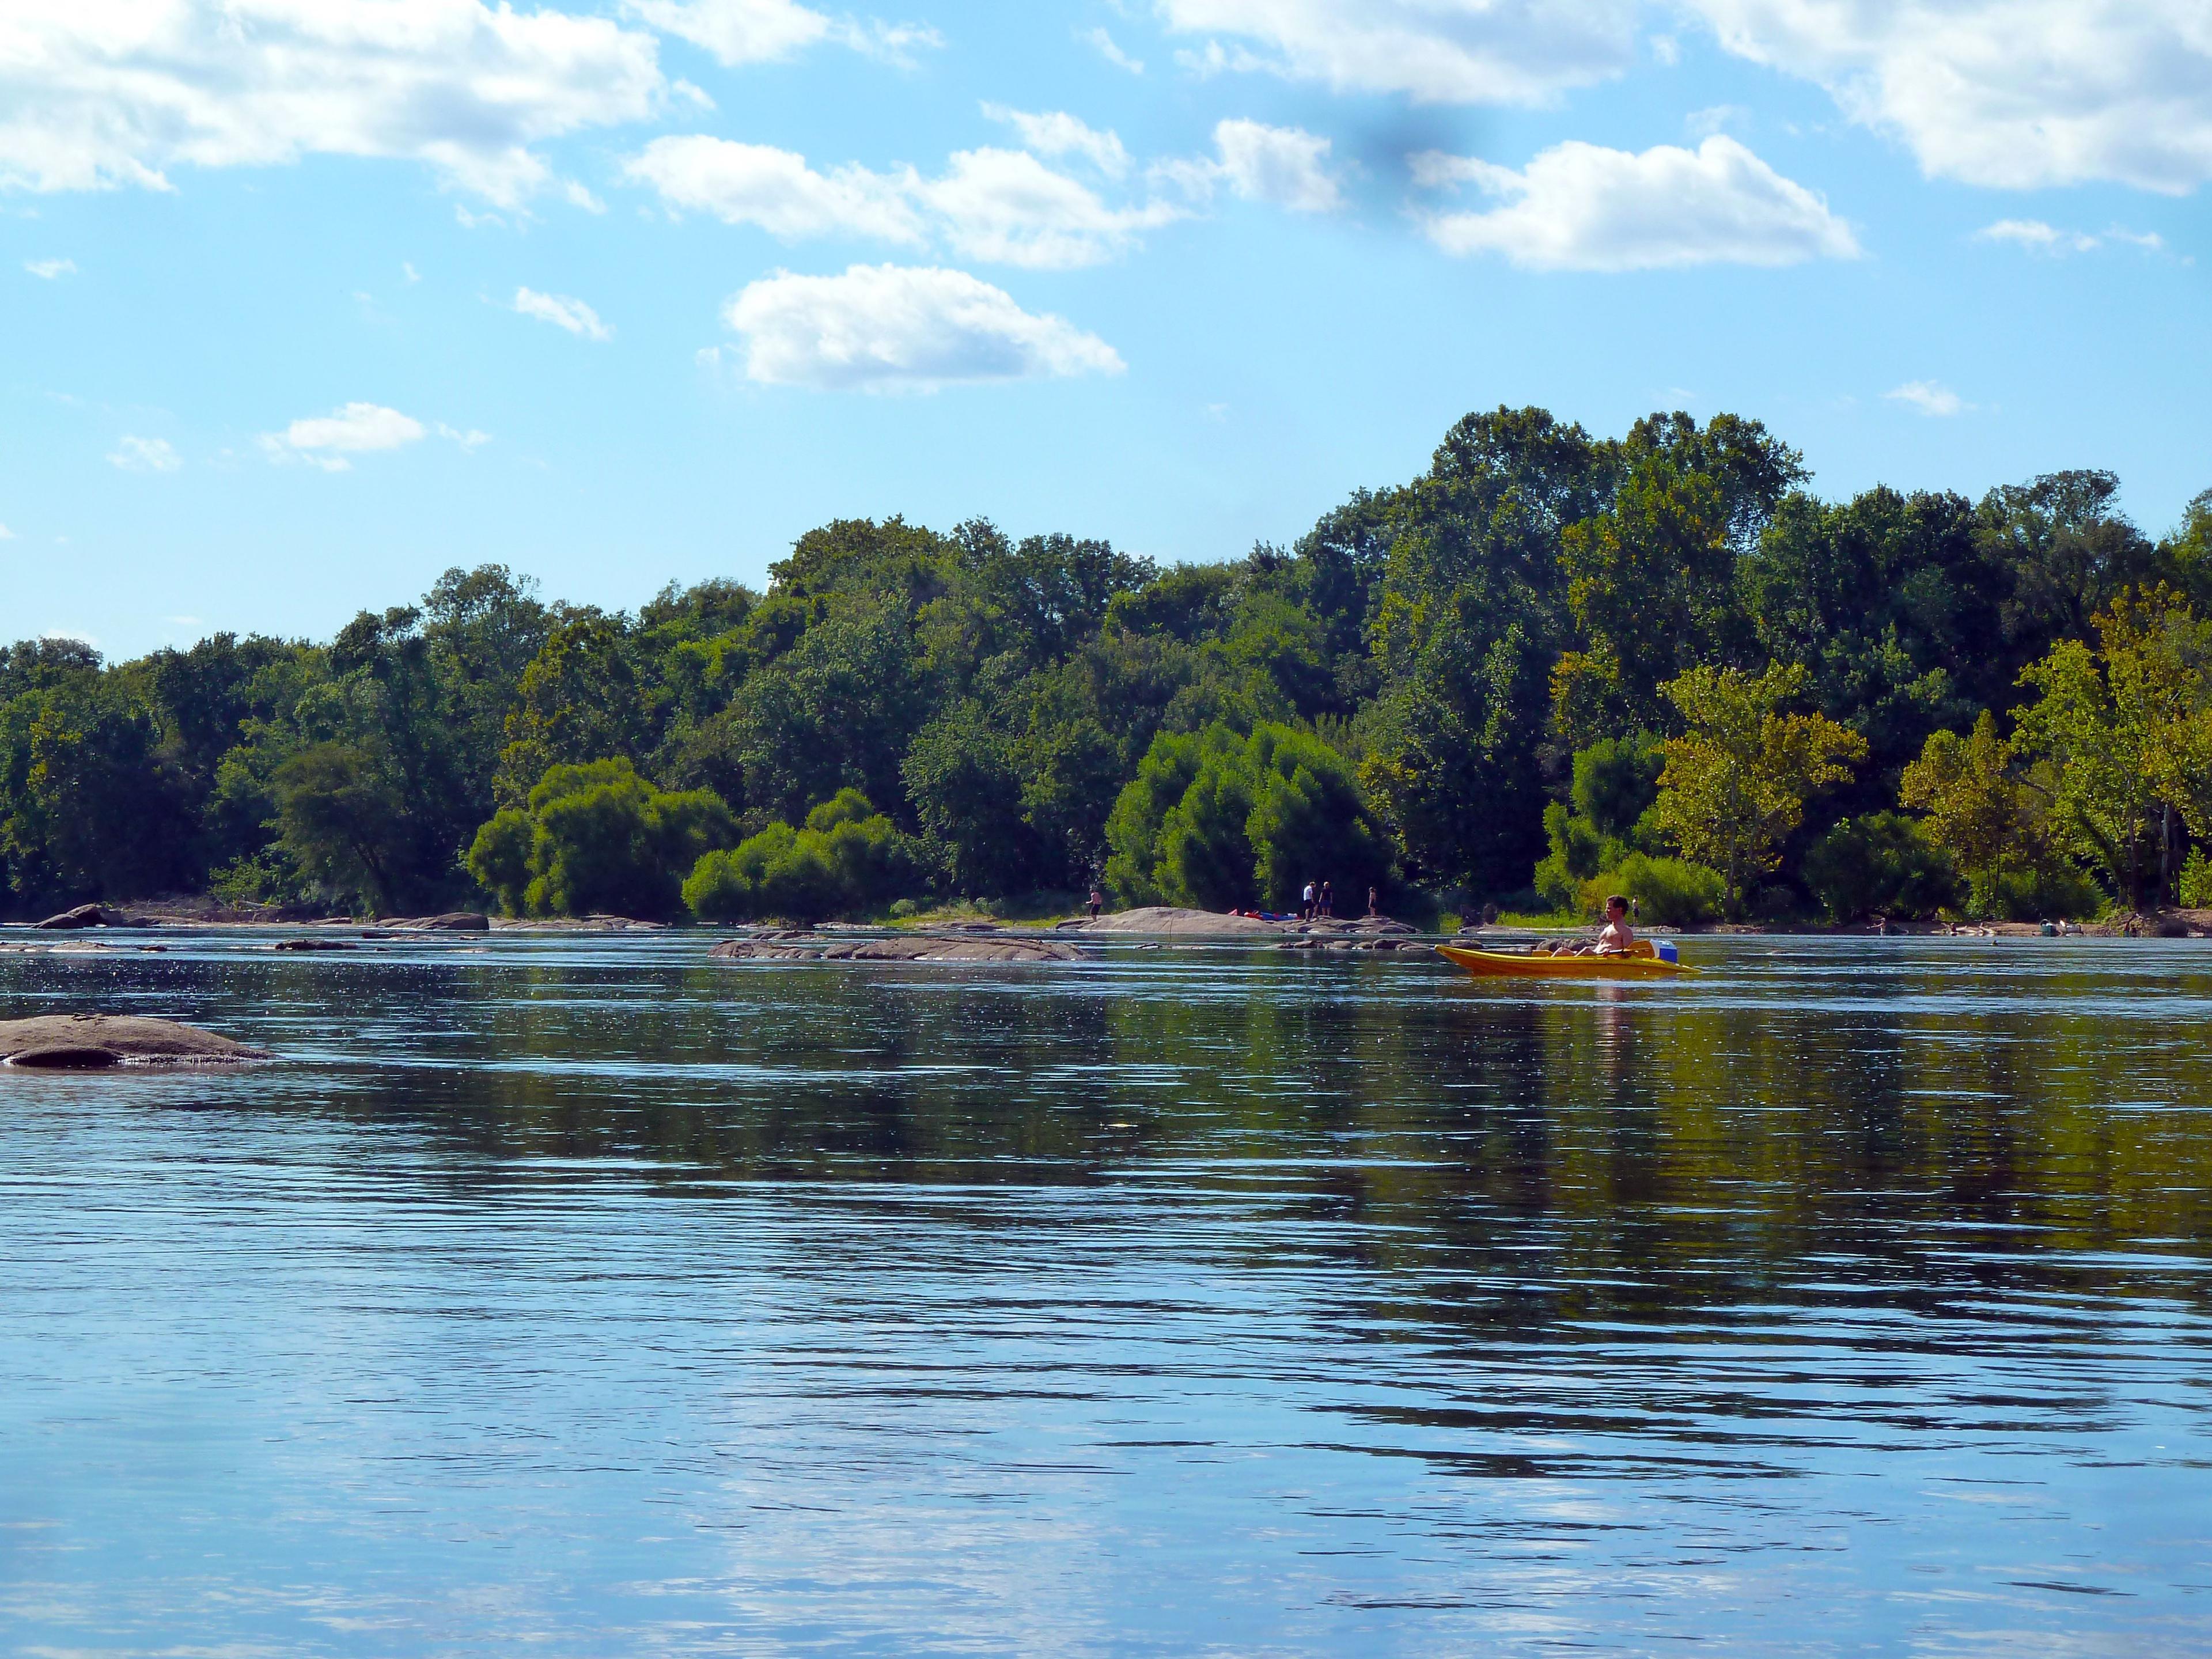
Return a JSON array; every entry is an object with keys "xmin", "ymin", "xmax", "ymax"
[{"xmin": 1435, "ymin": 943, "xmax": 1688, "ymax": 980}]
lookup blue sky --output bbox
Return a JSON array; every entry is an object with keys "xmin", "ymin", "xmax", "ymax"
[{"xmin": 5, "ymin": 0, "xmax": 2209, "ymax": 658}]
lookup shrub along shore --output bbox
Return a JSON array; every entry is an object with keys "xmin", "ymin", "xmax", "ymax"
[{"xmin": 5, "ymin": 405, "xmax": 2211, "ymax": 931}]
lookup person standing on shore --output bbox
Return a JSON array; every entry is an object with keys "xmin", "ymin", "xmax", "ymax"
[
  {"xmin": 1301, "ymin": 880, "xmax": 1316, "ymax": 921},
  {"xmin": 1320, "ymin": 881, "xmax": 1333, "ymax": 919},
  {"xmin": 1087, "ymin": 887, "xmax": 1103, "ymax": 922}
]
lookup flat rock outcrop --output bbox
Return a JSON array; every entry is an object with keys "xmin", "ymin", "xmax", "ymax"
[
  {"xmin": 1071, "ymin": 907, "xmax": 1283, "ymax": 936},
  {"xmin": 0, "ymin": 1014, "xmax": 270, "ymax": 1069},
  {"xmin": 1071, "ymin": 907, "xmax": 1419, "ymax": 938},
  {"xmin": 713, "ymin": 932, "xmax": 1085, "ymax": 963},
  {"xmin": 490, "ymin": 915, "xmax": 668, "ymax": 931},
  {"xmin": 382, "ymin": 911, "xmax": 491, "ymax": 932},
  {"xmin": 34, "ymin": 904, "xmax": 152, "ymax": 930}
]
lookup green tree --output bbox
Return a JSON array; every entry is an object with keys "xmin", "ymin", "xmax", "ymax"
[
  {"xmin": 1897, "ymin": 712, "xmax": 2060, "ymax": 917},
  {"xmin": 1102, "ymin": 729, "xmax": 1220, "ymax": 905},
  {"xmin": 1981, "ymin": 470, "xmax": 2160, "ymax": 661},
  {"xmin": 1361, "ymin": 407, "xmax": 1607, "ymax": 894},
  {"xmin": 1158, "ymin": 745, "xmax": 1259, "ymax": 910},
  {"xmin": 2010, "ymin": 588, "xmax": 2211, "ymax": 908},
  {"xmin": 274, "ymin": 741, "xmax": 410, "ymax": 912},
  {"xmin": 466, "ymin": 758, "xmax": 736, "ymax": 919},
  {"xmin": 1652, "ymin": 662, "xmax": 1867, "ymax": 918},
  {"xmin": 1105, "ymin": 722, "xmax": 1392, "ymax": 912},
  {"xmin": 1245, "ymin": 726, "xmax": 1391, "ymax": 909},
  {"xmin": 1801, "ymin": 813, "xmax": 1959, "ymax": 922},
  {"xmin": 683, "ymin": 791, "xmax": 919, "ymax": 923},
  {"xmin": 729, "ymin": 602, "xmax": 928, "ymax": 826},
  {"xmin": 498, "ymin": 614, "xmax": 649, "ymax": 800},
  {"xmin": 901, "ymin": 700, "xmax": 1044, "ymax": 896},
  {"xmin": 1737, "ymin": 487, "xmax": 2003, "ymax": 793}
]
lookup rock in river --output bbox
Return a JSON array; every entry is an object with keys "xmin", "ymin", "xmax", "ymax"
[
  {"xmin": 34, "ymin": 904, "xmax": 151, "ymax": 930},
  {"xmin": 0, "ymin": 1014, "xmax": 270, "ymax": 1069}
]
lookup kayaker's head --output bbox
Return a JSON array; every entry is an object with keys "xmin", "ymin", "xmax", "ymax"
[{"xmin": 1604, "ymin": 895, "xmax": 1629, "ymax": 919}]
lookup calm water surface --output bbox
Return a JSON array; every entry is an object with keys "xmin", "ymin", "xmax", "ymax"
[{"xmin": 1, "ymin": 933, "xmax": 2207, "ymax": 1656}]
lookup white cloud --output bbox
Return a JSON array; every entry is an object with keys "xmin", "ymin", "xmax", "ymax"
[
  {"xmin": 0, "ymin": 524, "xmax": 15, "ymax": 540},
  {"xmin": 260, "ymin": 402, "xmax": 426, "ymax": 471},
  {"xmin": 1083, "ymin": 26, "xmax": 1145, "ymax": 74},
  {"xmin": 625, "ymin": 0, "xmax": 828, "ymax": 62},
  {"xmin": 108, "ymin": 435, "xmax": 181, "ymax": 472},
  {"xmin": 0, "ymin": 0, "xmax": 664, "ymax": 206},
  {"xmin": 1684, "ymin": 104, "xmax": 1749, "ymax": 139},
  {"xmin": 624, "ymin": 136, "xmax": 925, "ymax": 242},
  {"xmin": 982, "ymin": 107, "xmax": 1130, "ymax": 177},
  {"xmin": 722, "ymin": 263, "xmax": 1124, "ymax": 392},
  {"xmin": 1686, "ymin": 0, "xmax": 2212, "ymax": 193},
  {"xmin": 1211, "ymin": 119, "xmax": 1342, "ymax": 211},
  {"xmin": 626, "ymin": 0, "xmax": 937, "ymax": 67},
  {"xmin": 436, "ymin": 423, "xmax": 493, "ymax": 448},
  {"xmin": 1155, "ymin": 120, "xmax": 1344, "ymax": 214},
  {"xmin": 1885, "ymin": 379, "xmax": 1969, "ymax": 416},
  {"xmin": 1976, "ymin": 219, "xmax": 2166, "ymax": 256},
  {"xmin": 514, "ymin": 286, "xmax": 613, "ymax": 340},
  {"xmin": 841, "ymin": 20, "xmax": 942, "ymax": 65},
  {"xmin": 1412, "ymin": 135, "xmax": 1859, "ymax": 270},
  {"xmin": 402, "ymin": 261, "xmax": 422, "ymax": 283},
  {"xmin": 630, "ymin": 136, "xmax": 1181, "ymax": 268},
  {"xmin": 921, "ymin": 148, "xmax": 1182, "ymax": 268},
  {"xmin": 1976, "ymin": 219, "xmax": 2097, "ymax": 254},
  {"xmin": 1153, "ymin": 0, "xmax": 1639, "ymax": 104},
  {"xmin": 24, "ymin": 257, "xmax": 75, "ymax": 279}
]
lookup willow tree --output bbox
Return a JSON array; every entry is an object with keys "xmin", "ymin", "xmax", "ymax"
[{"xmin": 1652, "ymin": 661, "xmax": 1866, "ymax": 918}]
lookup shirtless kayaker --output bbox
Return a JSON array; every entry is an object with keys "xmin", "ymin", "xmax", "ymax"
[
  {"xmin": 1593, "ymin": 895, "xmax": 1634, "ymax": 955},
  {"xmin": 1536, "ymin": 895, "xmax": 1634, "ymax": 956}
]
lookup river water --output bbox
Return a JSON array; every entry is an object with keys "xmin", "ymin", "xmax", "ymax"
[{"xmin": 0, "ymin": 933, "xmax": 2206, "ymax": 1656}]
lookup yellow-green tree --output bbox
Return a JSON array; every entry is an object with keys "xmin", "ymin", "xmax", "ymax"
[
  {"xmin": 2011, "ymin": 587, "xmax": 2212, "ymax": 908},
  {"xmin": 1898, "ymin": 711, "xmax": 2043, "ymax": 914},
  {"xmin": 1652, "ymin": 661, "xmax": 1866, "ymax": 918}
]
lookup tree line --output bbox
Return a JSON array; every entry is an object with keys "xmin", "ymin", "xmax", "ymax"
[{"xmin": 5, "ymin": 406, "xmax": 2210, "ymax": 925}]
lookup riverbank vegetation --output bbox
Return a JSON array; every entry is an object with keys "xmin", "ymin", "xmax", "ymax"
[{"xmin": 5, "ymin": 406, "xmax": 2210, "ymax": 925}]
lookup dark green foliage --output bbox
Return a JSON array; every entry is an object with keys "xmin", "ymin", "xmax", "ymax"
[
  {"xmin": 1531, "ymin": 736, "xmax": 1665, "ymax": 911},
  {"xmin": 1533, "ymin": 802, "xmax": 1609, "ymax": 911},
  {"xmin": 275, "ymin": 742, "xmax": 410, "ymax": 912},
  {"xmin": 1594, "ymin": 854, "xmax": 1725, "ymax": 928},
  {"xmin": 902, "ymin": 700, "xmax": 1044, "ymax": 896},
  {"xmin": 1, "ymin": 408, "xmax": 2201, "ymax": 925},
  {"xmin": 1103, "ymin": 729, "xmax": 1218, "ymax": 906},
  {"xmin": 1571, "ymin": 734, "xmax": 1664, "ymax": 838},
  {"xmin": 684, "ymin": 791, "xmax": 920, "ymax": 923},
  {"xmin": 1801, "ymin": 813, "xmax": 1961, "ymax": 922},
  {"xmin": 465, "ymin": 758, "xmax": 737, "ymax": 919},
  {"xmin": 1107, "ymin": 722, "xmax": 1392, "ymax": 912}
]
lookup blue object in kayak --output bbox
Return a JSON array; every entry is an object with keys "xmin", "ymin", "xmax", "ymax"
[{"xmin": 1654, "ymin": 939, "xmax": 1679, "ymax": 964}]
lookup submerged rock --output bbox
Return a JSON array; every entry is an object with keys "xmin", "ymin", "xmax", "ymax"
[{"xmin": 0, "ymin": 1014, "xmax": 270, "ymax": 1069}]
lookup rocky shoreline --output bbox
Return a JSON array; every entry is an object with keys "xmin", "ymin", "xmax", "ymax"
[{"xmin": 5, "ymin": 899, "xmax": 2210, "ymax": 945}]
